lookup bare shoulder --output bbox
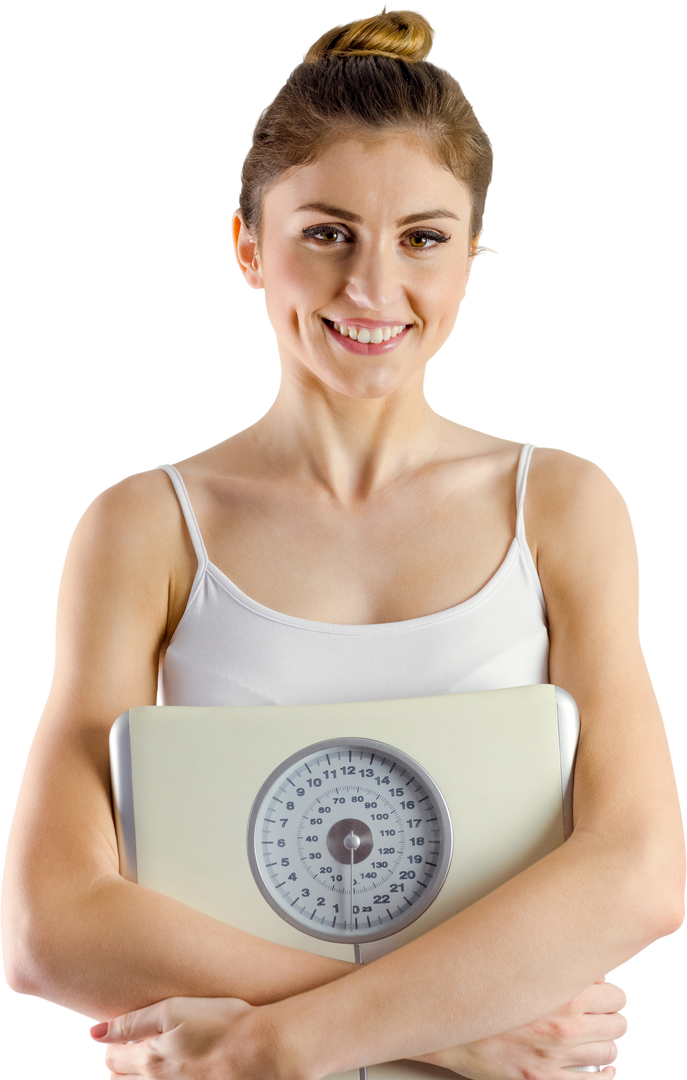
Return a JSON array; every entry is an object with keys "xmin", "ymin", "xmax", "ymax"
[
  {"xmin": 64, "ymin": 468, "xmax": 195, "ymax": 645},
  {"xmin": 524, "ymin": 440, "xmax": 635, "ymax": 494},
  {"xmin": 523, "ymin": 448, "xmax": 641, "ymax": 657},
  {"xmin": 77, "ymin": 468, "xmax": 184, "ymax": 544},
  {"xmin": 525, "ymin": 447, "xmax": 634, "ymax": 563},
  {"xmin": 70, "ymin": 468, "xmax": 193, "ymax": 572}
]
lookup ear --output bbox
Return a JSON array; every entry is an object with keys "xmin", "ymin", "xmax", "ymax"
[
  {"xmin": 233, "ymin": 210, "xmax": 264, "ymax": 289},
  {"xmin": 465, "ymin": 232, "xmax": 480, "ymax": 284}
]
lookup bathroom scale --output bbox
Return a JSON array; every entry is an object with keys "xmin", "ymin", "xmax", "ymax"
[{"xmin": 111, "ymin": 684, "xmax": 589, "ymax": 1079}]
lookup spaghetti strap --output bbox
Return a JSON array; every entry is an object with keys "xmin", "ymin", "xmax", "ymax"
[
  {"xmin": 158, "ymin": 464, "xmax": 209, "ymax": 578},
  {"xmin": 515, "ymin": 443, "xmax": 535, "ymax": 526},
  {"xmin": 514, "ymin": 444, "xmax": 547, "ymax": 615}
]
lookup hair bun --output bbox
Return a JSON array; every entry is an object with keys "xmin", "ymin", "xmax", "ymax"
[{"xmin": 305, "ymin": 9, "xmax": 434, "ymax": 64}]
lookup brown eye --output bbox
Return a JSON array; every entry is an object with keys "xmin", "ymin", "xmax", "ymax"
[
  {"xmin": 302, "ymin": 224, "xmax": 351, "ymax": 244},
  {"xmin": 404, "ymin": 230, "xmax": 449, "ymax": 250}
]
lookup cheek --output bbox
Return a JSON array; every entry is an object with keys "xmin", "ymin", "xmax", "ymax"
[
  {"xmin": 262, "ymin": 247, "xmax": 340, "ymax": 326},
  {"xmin": 422, "ymin": 265, "xmax": 467, "ymax": 328}
]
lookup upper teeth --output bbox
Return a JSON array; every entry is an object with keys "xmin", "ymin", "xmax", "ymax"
[{"xmin": 331, "ymin": 323, "xmax": 406, "ymax": 343}]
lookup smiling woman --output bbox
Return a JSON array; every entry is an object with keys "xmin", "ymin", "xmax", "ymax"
[{"xmin": 2, "ymin": 8, "xmax": 684, "ymax": 1080}]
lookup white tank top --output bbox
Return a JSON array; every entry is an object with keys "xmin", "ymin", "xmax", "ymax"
[{"xmin": 159, "ymin": 443, "xmax": 549, "ymax": 707}]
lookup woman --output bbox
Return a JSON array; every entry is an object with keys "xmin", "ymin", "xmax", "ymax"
[{"xmin": 2, "ymin": 9, "xmax": 683, "ymax": 1079}]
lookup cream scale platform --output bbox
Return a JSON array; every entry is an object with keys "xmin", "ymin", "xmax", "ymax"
[{"xmin": 110, "ymin": 684, "xmax": 600, "ymax": 1077}]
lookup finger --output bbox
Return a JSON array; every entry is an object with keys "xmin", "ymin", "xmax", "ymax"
[
  {"xmin": 576, "ymin": 981, "xmax": 627, "ymax": 1014},
  {"xmin": 91, "ymin": 1000, "xmax": 176, "ymax": 1044},
  {"xmin": 600, "ymin": 980, "xmax": 626, "ymax": 1010},
  {"xmin": 562, "ymin": 1039, "xmax": 618, "ymax": 1071},
  {"xmin": 572, "ymin": 1008, "xmax": 628, "ymax": 1045},
  {"xmin": 104, "ymin": 1037, "xmax": 164, "ymax": 1076},
  {"xmin": 598, "ymin": 1012, "xmax": 627, "ymax": 1041}
]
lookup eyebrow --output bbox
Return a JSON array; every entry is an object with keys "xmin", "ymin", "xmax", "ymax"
[{"xmin": 295, "ymin": 203, "xmax": 460, "ymax": 226}]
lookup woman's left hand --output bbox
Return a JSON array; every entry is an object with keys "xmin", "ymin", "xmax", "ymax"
[{"xmin": 91, "ymin": 996, "xmax": 276, "ymax": 1079}]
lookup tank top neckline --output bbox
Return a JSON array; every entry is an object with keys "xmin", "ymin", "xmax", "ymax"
[
  {"xmin": 158, "ymin": 442, "xmax": 545, "ymax": 637},
  {"xmin": 200, "ymin": 534, "xmax": 522, "ymax": 635}
]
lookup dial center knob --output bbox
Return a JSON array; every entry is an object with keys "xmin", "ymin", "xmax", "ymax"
[{"xmin": 326, "ymin": 818, "xmax": 374, "ymax": 864}]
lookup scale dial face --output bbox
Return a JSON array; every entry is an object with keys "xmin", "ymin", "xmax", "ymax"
[{"xmin": 247, "ymin": 737, "xmax": 453, "ymax": 944}]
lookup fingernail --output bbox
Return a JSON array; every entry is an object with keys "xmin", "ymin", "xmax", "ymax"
[{"xmin": 90, "ymin": 1022, "xmax": 109, "ymax": 1040}]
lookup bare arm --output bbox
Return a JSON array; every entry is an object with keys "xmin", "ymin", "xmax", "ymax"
[
  {"xmin": 1, "ymin": 471, "xmax": 354, "ymax": 1020},
  {"xmin": 156, "ymin": 451, "xmax": 682, "ymax": 1079}
]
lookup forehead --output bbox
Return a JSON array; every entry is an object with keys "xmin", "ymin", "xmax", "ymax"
[{"xmin": 262, "ymin": 133, "xmax": 472, "ymax": 228}]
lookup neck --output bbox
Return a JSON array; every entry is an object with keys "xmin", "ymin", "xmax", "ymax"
[{"xmin": 254, "ymin": 365, "xmax": 447, "ymax": 504}]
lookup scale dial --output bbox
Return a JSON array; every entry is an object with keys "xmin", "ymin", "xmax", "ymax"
[{"xmin": 247, "ymin": 737, "xmax": 453, "ymax": 944}]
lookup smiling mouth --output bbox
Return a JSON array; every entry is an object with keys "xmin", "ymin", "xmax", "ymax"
[
  {"xmin": 323, "ymin": 318, "xmax": 410, "ymax": 344},
  {"xmin": 319, "ymin": 315, "xmax": 410, "ymax": 354}
]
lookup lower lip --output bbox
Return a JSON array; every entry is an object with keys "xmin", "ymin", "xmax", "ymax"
[{"xmin": 323, "ymin": 320, "xmax": 410, "ymax": 355}]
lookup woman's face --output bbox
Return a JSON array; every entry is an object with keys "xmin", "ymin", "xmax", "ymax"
[{"xmin": 238, "ymin": 132, "xmax": 475, "ymax": 400}]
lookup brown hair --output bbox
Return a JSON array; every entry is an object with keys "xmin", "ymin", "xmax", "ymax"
[{"xmin": 240, "ymin": 10, "xmax": 493, "ymax": 253}]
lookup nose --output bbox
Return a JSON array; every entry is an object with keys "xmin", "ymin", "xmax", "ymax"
[{"xmin": 343, "ymin": 241, "xmax": 403, "ymax": 312}]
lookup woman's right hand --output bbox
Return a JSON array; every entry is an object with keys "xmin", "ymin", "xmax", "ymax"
[{"xmin": 414, "ymin": 980, "xmax": 625, "ymax": 1079}]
